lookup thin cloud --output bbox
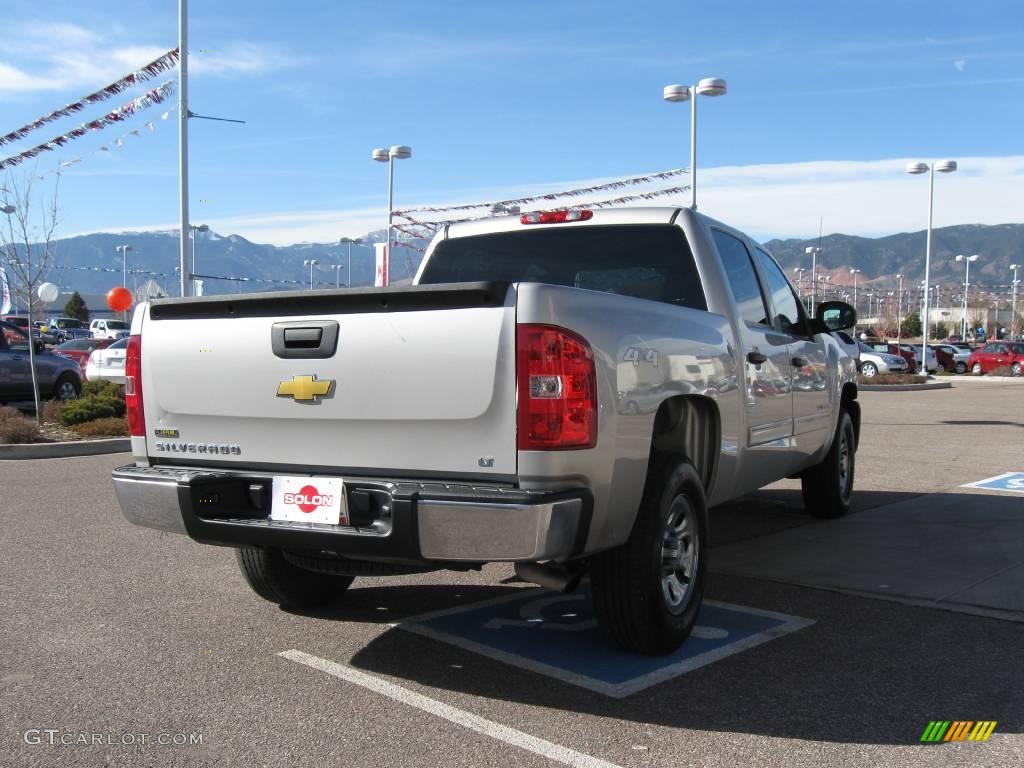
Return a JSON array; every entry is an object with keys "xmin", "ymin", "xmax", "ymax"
[
  {"xmin": 954, "ymin": 59, "xmax": 967, "ymax": 72},
  {"xmin": 0, "ymin": 21, "xmax": 301, "ymax": 96}
]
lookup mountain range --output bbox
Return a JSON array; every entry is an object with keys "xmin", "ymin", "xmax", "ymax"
[{"xmin": 28, "ymin": 221, "xmax": 1024, "ymax": 299}]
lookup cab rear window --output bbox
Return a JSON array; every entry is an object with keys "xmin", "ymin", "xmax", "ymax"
[{"xmin": 420, "ymin": 224, "xmax": 707, "ymax": 311}]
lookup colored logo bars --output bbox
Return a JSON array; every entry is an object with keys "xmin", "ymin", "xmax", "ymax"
[{"xmin": 920, "ymin": 721, "xmax": 997, "ymax": 743}]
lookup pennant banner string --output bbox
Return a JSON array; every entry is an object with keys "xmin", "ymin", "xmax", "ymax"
[
  {"xmin": 0, "ymin": 81, "xmax": 175, "ymax": 171},
  {"xmin": 0, "ymin": 48, "xmax": 179, "ymax": 148},
  {"xmin": 394, "ymin": 168, "xmax": 688, "ymax": 216}
]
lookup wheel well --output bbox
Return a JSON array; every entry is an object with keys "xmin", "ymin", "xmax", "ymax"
[
  {"xmin": 841, "ymin": 383, "xmax": 860, "ymax": 448},
  {"xmin": 648, "ymin": 395, "xmax": 720, "ymax": 493}
]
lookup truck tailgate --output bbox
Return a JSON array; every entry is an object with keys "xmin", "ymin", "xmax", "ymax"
[{"xmin": 139, "ymin": 283, "xmax": 517, "ymax": 477}]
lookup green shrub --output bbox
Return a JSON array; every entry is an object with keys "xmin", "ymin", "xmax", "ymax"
[
  {"xmin": 72, "ymin": 417, "xmax": 129, "ymax": 437},
  {"xmin": 57, "ymin": 399, "xmax": 120, "ymax": 426},
  {"xmin": 82, "ymin": 380, "xmax": 122, "ymax": 399}
]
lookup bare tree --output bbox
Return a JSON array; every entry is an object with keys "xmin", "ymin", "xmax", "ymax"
[{"xmin": 1, "ymin": 171, "xmax": 61, "ymax": 422}]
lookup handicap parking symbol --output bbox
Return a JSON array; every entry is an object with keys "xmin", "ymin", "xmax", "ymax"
[
  {"xmin": 962, "ymin": 472, "xmax": 1024, "ymax": 495},
  {"xmin": 399, "ymin": 585, "xmax": 813, "ymax": 698}
]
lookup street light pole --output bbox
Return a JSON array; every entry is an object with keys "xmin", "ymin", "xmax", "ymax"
[
  {"xmin": 663, "ymin": 78, "xmax": 727, "ymax": 210},
  {"xmin": 189, "ymin": 224, "xmax": 208, "ymax": 296},
  {"xmin": 793, "ymin": 267, "xmax": 805, "ymax": 303},
  {"xmin": 896, "ymin": 273, "xmax": 904, "ymax": 340},
  {"xmin": 849, "ymin": 268, "xmax": 861, "ymax": 315},
  {"xmin": 331, "ymin": 263, "xmax": 343, "ymax": 289},
  {"xmin": 956, "ymin": 254, "xmax": 981, "ymax": 340},
  {"xmin": 116, "ymin": 244, "xmax": 134, "ymax": 286},
  {"xmin": 372, "ymin": 146, "xmax": 411, "ymax": 280},
  {"xmin": 1011, "ymin": 263, "xmax": 1021, "ymax": 340},
  {"xmin": 805, "ymin": 246, "xmax": 821, "ymax": 315},
  {"xmin": 339, "ymin": 237, "xmax": 363, "ymax": 288},
  {"xmin": 303, "ymin": 259, "xmax": 319, "ymax": 290},
  {"xmin": 906, "ymin": 160, "xmax": 957, "ymax": 366}
]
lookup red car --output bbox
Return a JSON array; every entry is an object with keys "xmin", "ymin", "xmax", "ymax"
[
  {"xmin": 967, "ymin": 342, "xmax": 1024, "ymax": 376},
  {"xmin": 52, "ymin": 338, "xmax": 114, "ymax": 379}
]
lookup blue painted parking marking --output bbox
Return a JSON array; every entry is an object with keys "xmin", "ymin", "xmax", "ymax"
[
  {"xmin": 399, "ymin": 586, "xmax": 813, "ymax": 698},
  {"xmin": 962, "ymin": 472, "xmax": 1024, "ymax": 495}
]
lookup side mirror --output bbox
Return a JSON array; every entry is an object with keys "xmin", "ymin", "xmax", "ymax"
[{"xmin": 815, "ymin": 300, "xmax": 857, "ymax": 332}]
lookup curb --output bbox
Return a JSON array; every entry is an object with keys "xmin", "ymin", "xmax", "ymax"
[
  {"xmin": 0, "ymin": 438, "xmax": 130, "ymax": 460},
  {"xmin": 858, "ymin": 381, "xmax": 953, "ymax": 392}
]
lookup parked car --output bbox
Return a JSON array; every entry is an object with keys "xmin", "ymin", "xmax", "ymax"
[
  {"xmin": 866, "ymin": 342, "xmax": 917, "ymax": 372},
  {"xmin": 0, "ymin": 315, "xmax": 43, "ymax": 342},
  {"xmin": 857, "ymin": 341, "xmax": 909, "ymax": 377},
  {"xmin": 966, "ymin": 342, "xmax": 1024, "ymax": 376},
  {"xmin": 85, "ymin": 337, "xmax": 129, "ymax": 384},
  {"xmin": 44, "ymin": 317, "xmax": 93, "ymax": 343},
  {"xmin": 53, "ymin": 337, "xmax": 115, "ymax": 378},
  {"xmin": 0, "ymin": 320, "xmax": 83, "ymax": 403},
  {"xmin": 90, "ymin": 318, "xmax": 131, "ymax": 340},
  {"xmin": 900, "ymin": 344, "xmax": 939, "ymax": 374},
  {"xmin": 933, "ymin": 343, "xmax": 970, "ymax": 374}
]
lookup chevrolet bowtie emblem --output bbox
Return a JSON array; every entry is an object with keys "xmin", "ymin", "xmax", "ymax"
[{"xmin": 277, "ymin": 375, "xmax": 334, "ymax": 402}]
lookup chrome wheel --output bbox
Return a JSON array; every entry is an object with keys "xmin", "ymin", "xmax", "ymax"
[
  {"xmin": 972, "ymin": 363, "xmax": 982, "ymax": 375},
  {"xmin": 660, "ymin": 496, "xmax": 699, "ymax": 615},
  {"xmin": 861, "ymin": 362, "xmax": 877, "ymax": 377},
  {"xmin": 57, "ymin": 379, "xmax": 79, "ymax": 400},
  {"xmin": 1013, "ymin": 363, "xmax": 1022, "ymax": 376}
]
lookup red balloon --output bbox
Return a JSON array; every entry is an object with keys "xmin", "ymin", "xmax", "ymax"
[{"xmin": 107, "ymin": 286, "xmax": 133, "ymax": 312}]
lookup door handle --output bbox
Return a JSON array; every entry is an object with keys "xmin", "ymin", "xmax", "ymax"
[
  {"xmin": 271, "ymin": 321, "xmax": 339, "ymax": 359},
  {"xmin": 791, "ymin": 356, "xmax": 809, "ymax": 368},
  {"xmin": 746, "ymin": 351, "xmax": 767, "ymax": 365}
]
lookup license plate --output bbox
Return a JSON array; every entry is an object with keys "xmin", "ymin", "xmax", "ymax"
[{"xmin": 270, "ymin": 476, "xmax": 348, "ymax": 525}]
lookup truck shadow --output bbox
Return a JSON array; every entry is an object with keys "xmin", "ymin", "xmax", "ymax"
[{"xmin": 320, "ymin": 488, "xmax": 1022, "ymax": 745}]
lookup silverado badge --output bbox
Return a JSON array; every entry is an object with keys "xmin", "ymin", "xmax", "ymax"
[{"xmin": 277, "ymin": 375, "xmax": 334, "ymax": 402}]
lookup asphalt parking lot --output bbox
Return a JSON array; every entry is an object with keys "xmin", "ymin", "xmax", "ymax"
[{"xmin": 2, "ymin": 379, "xmax": 1022, "ymax": 767}]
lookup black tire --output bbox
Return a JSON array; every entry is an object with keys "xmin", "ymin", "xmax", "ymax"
[
  {"xmin": 235, "ymin": 547, "xmax": 353, "ymax": 608},
  {"xmin": 53, "ymin": 373, "xmax": 81, "ymax": 400},
  {"xmin": 860, "ymin": 362, "xmax": 877, "ymax": 377},
  {"xmin": 591, "ymin": 458, "xmax": 707, "ymax": 656},
  {"xmin": 955, "ymin": 361, "xmax": 967, "ymax": 374},
  {"xmin": 801, "ymin": 409, "xmax": 856, "ymax": 519}
]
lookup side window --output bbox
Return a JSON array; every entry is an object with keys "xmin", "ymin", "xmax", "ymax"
[
  {"xmin": 712, "ymin": 229, "xmax": 768, "ymax": 327},
  {"xmin": 983, "ymin": 343, "xmax": 998, "ymax": 353},
  {"xmin": 753, "ymin": 248, "xmax": 803, "ymax": 334}
]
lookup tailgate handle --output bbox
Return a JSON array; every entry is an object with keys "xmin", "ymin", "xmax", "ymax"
[{"xmin": 272, "ymin": 321, "xmax": 339, "ymax": 359}]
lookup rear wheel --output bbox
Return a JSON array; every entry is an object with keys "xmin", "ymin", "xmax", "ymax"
[
  {"xmin": 235, "ymin": 547, "xmax": 353, "ymax": 608},
  {"xmin": 591, "ymin": 458, "xmax": 707, "ymax": 656},
  {"xmin": 955, "ymin": 361, "xmax": 967, "ymax": 374},
  {"xmin": 54, "ymin": 374, "xmax": 80, "ymax": 400},
  {"xmin": 801, "ymin": 409, "xmax": 855, "ymax": 519},
  {"xmin": 860, "ymin": 361, "xmax": 878, "ymax": 377}
]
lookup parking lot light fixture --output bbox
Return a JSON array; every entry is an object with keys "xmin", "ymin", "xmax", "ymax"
[
  {"xmin": 339, "ymin": 237, "xmax": 363, "ymax": 288},
  {"xmin": 663, "ymin": 77, "xmax": 727, "ymax": 210},
  {"xmin": 116, "ymin": 244, "xmax": 134, "ymax": 287},
  {"xmin": 955, "ymin": 253, "xmax": 981, "ymax": 339},
  {"xmin": 372, "ymin": 145, "xmax": 412, "ymax": 275},
  {"xmin": 849, "ymin": 268, "xmax": 861, "ymax": 314},
  {"xmin": 905, "ymin": 160, "xmax": 957, "ymax": 358},
  {"xmin": 805, "ymin": 246, "xmax": 822, "ymax": 314},
  {"xmin": 303, "ymin": 258, "xmax": 320, "ymax": 290}
]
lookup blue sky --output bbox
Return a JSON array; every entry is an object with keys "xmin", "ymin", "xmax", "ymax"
[{"xmin": 2, "ymin": 0, "xmax": 1023, "ymax": 244}]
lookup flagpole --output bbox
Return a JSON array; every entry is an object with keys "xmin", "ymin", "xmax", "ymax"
[{"xmin": 178, "ymin": 0, "xmax": 190, "ymax": 298}]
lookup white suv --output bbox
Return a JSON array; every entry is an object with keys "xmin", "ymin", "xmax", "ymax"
[{"xmin": 90, "ymin": 318, "xmax": 131, "ymax": 340}]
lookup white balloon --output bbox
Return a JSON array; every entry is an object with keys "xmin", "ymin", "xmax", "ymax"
[{"xmin": 37, "ymin": 282, "xmax": 59, "ymax": 303}]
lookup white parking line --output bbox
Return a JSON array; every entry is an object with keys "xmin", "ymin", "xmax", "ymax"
[{"xmin": 278, "ymin": 649, "xmax": 622, "ymax": 768}]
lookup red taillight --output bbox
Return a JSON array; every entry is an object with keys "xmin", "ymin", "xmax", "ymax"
[
  {"xmin": 516, "ymin": 324, "xmax": 597, "ymax": 450},
  {"xmin": 520, "ymin": 209, "xmax": 593, "ymax": 225},
  {"xmin": 125, "ymin": 334, "xmax": 145, "ymax": 437}
]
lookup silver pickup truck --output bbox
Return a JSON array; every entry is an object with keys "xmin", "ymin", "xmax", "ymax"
[{"xmin": 113, "ymin": 206, "xmax": 859, "ymax": 655}]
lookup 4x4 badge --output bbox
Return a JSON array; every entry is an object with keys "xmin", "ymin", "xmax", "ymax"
[{"xmin": 277, "ymin": 375, "xmax": 334, "ymax": 402}]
